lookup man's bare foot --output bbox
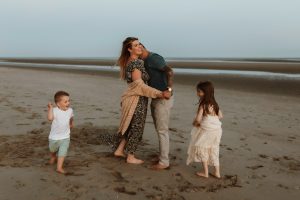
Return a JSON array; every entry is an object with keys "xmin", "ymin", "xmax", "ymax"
[
  {"xmin": 196, "ymin": 172, "xmax": 209, "ymax": 178},
  {"xmin": 114, "ymin": 151, "xmax": 126, "ymax": 158},
  {"xmin": 126, "ymin": 157, "xmax": 144, "ymax": 164},
  {"xmin": 56, "ymin": 169, "xmax": 66, "ymax": 174},
  {"xmin": 151, "ymin": 163, "xmax": 170, "ymax": 170}
]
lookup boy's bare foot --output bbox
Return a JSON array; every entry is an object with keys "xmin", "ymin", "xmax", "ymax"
[
  {"xmin": 114, "ymin": 151, "xmax": 126, "ymax": 158},
  {"xmin": 196, "ymin": 172, "xmax": 209, "ymax": 178},
  {"xmin": 126, "ymin": 157, "xmax": 144, "ymax": 164},
  {"xmin": 56, "ymin": 169, "xmax": 66, "ymax": 174}
]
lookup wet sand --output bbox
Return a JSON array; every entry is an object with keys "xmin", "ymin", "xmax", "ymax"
[
  {"xmin": 0, "ymin": 66, "xmax": 299, "ymax": 199},
  {"xmin": 1, "ymin": 57, "xmax": 300, "ymax": 73}
]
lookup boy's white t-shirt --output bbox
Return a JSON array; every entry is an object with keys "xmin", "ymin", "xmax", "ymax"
[{"xmin": 49, "ymin": 107, "xmax": 74, "ymax": 140}]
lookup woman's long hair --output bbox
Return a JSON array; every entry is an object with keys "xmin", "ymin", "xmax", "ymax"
[
  {"xmin": 118, "ymin": 37, "xmax": 138, "ymax": 80},
  {"xmin": 197, "ymin": 81, "xmax": 219, "ymax": 116}
]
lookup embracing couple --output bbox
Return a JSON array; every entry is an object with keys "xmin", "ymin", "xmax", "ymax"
[{"xmin": 113, "ymin": 37, "xmax": 174, "ymax": 170}]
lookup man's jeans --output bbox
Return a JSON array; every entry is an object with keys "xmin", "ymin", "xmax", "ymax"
[{"xmin": 151, "ymin": 95, "xmax": 174, "ymax": 166}]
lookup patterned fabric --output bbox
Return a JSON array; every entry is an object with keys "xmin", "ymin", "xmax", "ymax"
[{"xmin": 114, "ymin": 59, "xmax": 150, "ymax": 154}]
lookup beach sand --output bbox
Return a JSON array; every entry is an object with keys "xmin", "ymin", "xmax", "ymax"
[{"xmin": 0, "ymin": 66, "xmax": 299, "ymax": 200}]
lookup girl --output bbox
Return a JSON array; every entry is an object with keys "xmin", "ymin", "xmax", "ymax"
[{"xmin": 187, "ymin": 81, "xmax": 223, "ymax": 178}]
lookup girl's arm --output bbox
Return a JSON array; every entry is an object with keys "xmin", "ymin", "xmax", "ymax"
[
  {"xmin": 47, "ymin": 102, "xmax": 54, "ymax": 121},
  {"xmin": 218, "ymin": 110, "xmax": 223, "ymax": 119},
  {"xmin": 193, "ymin": 106, "xmax": 203, "ymax": 127}
]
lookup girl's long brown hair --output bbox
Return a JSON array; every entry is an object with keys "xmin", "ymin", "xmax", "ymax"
[
  {"xmin": 118, "ymin": 37, "xmax": 138, "ymax": 80},
  {"xmin": 197, "ymin": 81, "xmax": 219, "ymax": 116}
]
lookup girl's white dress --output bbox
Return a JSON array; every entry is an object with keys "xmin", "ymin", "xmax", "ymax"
[{"xmin": 187, "ymin": 106, "xmax": 222, "ymax": 166}]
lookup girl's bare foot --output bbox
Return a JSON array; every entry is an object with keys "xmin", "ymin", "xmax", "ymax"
[
  {"xmin": 56, "ymin": 168, "xmax": 66, "ymax": 174},
  {"xmin": 196, "ymin": 172, "xmax": 209, "ymax": 178},
  {"xmin": 126, "ymin": 157, "xmax": 144, "ymax": 164},
  {"xmin": 210, "ymin": 173, "xmax": 221, "ymax": 179},
  {"xmin": 114, "ymin": 151, "xmax": 126, "ymax": 158}
]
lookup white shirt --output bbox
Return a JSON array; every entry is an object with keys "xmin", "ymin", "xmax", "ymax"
[{"xmin": 49, "ymin": 107, "xmax": 74, "ymax": 140}]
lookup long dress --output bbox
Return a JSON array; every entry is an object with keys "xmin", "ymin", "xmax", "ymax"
[
  {"xmin": 114, "ymin": 59, "xmax": 150, "ymax": 154},
  {"xmin": 186, "ymin": 106, "xmax": 223, "ymax": 166}
]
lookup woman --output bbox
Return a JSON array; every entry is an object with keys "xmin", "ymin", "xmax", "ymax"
[{"xmin": 114, "ymin": 37, "xmax": 168, "ymax": 164}]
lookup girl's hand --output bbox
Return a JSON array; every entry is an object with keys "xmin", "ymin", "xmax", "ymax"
[{"xmin": 193, "ymin": 120, "xmax": 200, "ymax": 127}]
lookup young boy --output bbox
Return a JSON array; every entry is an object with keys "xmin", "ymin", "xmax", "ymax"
[{"xmin": 47, "ymin": 91, "xmax": 74, "ymax": 174}]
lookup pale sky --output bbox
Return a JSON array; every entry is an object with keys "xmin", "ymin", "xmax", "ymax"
[{"xmin": 0, "ymin": 0, "xmax": 299, "ymax": 58}]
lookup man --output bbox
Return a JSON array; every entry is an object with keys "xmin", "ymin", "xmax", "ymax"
[{"xmin": 140, "ymin": 44, "xmax": 174, "ymax": 170}]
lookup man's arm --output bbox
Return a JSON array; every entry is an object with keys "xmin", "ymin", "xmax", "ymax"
[{"xmin": 164, "ymin": 65, "xmax": 174, "ymax": 88}]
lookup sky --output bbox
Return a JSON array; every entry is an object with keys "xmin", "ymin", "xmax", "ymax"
[{"xmin": 0, "ymin": 0, "xmax": 299, "ymax": 58}]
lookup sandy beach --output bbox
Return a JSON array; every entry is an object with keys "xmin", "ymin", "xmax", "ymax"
[{"xmin": 0, "ymin": 66, "xmax": 299, "ymax": 200}]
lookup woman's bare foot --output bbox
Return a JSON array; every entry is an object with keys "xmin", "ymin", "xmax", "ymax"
[
  {"xmin": 114, "ymin": 151, "xmax": 126, "ymax": 158},
  {"xmin": 126, "ymin": 157, "xmax": 144, "ymax": 164},
  {"xmin": 196, "ymin": 172, "xmax": 209, "ymax": 178},
  {"xmin": 56, "ymin": 168, "xmax": 66, "ymax": 174}
]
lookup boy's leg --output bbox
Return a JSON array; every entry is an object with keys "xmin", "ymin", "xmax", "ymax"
[
  {"xmin": 49, "ymin": 139, "xmax": 58, "ymax": 164},
  {"xmin": 57, "ymin": 156, "xmax": 65, "ymax": 173},
  {"xmin": 49, "ymin": 152, "xmax": 57, "ymax": 164},
  {"xmin": 56, "ymin": 138, "xmax": 70, "ymax": 174}
]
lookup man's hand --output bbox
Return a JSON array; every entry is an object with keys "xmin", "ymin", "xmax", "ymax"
[{"xmin": 162, "ymin": 90, "xmax": 171, "ymax": 99}]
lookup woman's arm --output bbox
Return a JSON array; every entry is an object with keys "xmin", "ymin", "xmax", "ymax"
[
  {"xmin": 131, "ymin": 69, "xmax": 142, "ymax": 81},
  {"xmin": 131, "ymin": 69, "xmax": 164, "ymax": 98}
]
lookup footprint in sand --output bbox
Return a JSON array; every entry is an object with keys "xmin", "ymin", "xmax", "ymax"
[
  {"xmin": 258, "ymin": 154, "xmax": 269, "ymax": 159},
  {"xmin": 114, "ymin": 187, "xmax": 136, "ymax": 195},
  {"xmin": 246, "ymin": 165, "xmax": 264, "ymax": 170},
  {"xmin": 277, "ymin": 184, "xmax": 289, "ymax": 189},
  {"xmin": 111, "ymin": 171, "xmax": 129, "ymax": 183}
]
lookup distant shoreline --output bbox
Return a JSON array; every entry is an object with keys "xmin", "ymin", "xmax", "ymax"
[{"xmin": 0, "ymin": 58, "xmax": 299, "ymax": 73}]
